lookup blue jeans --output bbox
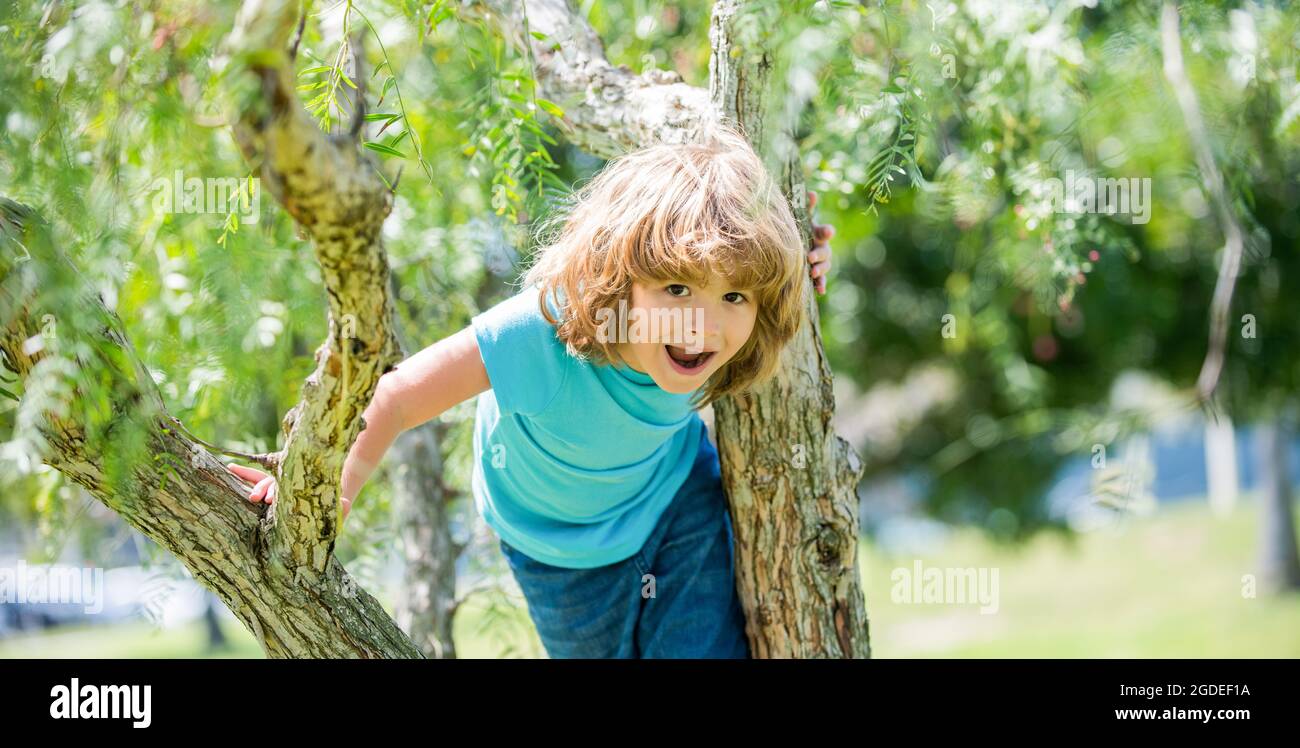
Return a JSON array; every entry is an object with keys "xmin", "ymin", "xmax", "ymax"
[{"xmin": 498, "ymin": 428, "xmax": 751, "ymax": 659}]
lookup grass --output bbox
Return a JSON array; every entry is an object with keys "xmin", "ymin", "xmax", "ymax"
[
  {"xmin": 2, "ymin": 498, "xmax": 1296, "ymax": 658},
  {"xmin": 862, "ymin": 497, "xmax": 1300, "ymax": 657},
  {"xmin": 0, "ymin": 616, "xmax": 265, "ymax": 658}
]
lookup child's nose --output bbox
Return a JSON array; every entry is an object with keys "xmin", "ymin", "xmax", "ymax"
[{"xmin": 695, "ymin": 303, "xmax": 724, "ymax": 338}]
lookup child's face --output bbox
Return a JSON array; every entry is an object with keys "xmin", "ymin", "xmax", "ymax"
[{"xmin": 613, "ymin": 271, "xmax": 757, "ymax": 394}]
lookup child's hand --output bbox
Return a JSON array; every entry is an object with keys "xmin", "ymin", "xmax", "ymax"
[
  {"xmin": 227, "ymin": 463, "xmax": 278, "ymax": 506},
  {"xmin": 226, "ymin": 463, "xmax": 355, "ymax": 520},
  {"xmin": 807, "ymin": 190, "xmax": 834, "ymax": 295}
]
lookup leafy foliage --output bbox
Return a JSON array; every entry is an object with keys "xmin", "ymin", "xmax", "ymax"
[{"xmin": 1, "ymin": 0, "xmax": 1297, "ymax": 564}]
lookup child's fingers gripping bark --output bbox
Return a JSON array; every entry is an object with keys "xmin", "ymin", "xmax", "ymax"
[
  {"xmin": 226, "ymin": 463, "xmax": 266, "ymax": 483},
  {"xmin": 251, "ymin": 476, "xmax": 277, "ymax": 504},
  {"xmin": 805, "ymin": 190, "xmax": 835, "ymax": 295},
  {"xmin": 225, "ymin": 463, "xmax": 277, "ymax": 504}
]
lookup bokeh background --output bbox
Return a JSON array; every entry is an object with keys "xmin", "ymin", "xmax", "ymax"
[{"xmin": 1, "ymin": 0, "xmax": 1298, "ymax": 657}]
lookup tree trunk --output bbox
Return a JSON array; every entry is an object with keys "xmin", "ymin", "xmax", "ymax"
[
  {"xmin": 386, "ymin": 253, "xmax": 514, "ymax": 658},
  {"xmin": 390, "ymin": 421, "xmax": 462, "ymax": 658},
  {"xmin": 202, "ymin": 590, "xmax": 229, "ymax": 653},
  {"xmin": 1255, "ymin": 419, "xmax": 1300, "ymax": 593},
  {"xmin": 707, "ymin": 0, "xmax": 870, "ymax": 658},
  {"xmin": 1205, "ymin": 414, "xmax": 1239, "ymax": 517}
]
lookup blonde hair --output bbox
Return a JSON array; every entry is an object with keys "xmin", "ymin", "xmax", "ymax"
[{"xmin": 520, "ymin": 121, "xmax": 806, "ymax": 409}]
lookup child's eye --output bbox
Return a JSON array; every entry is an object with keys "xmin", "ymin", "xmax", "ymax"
[
  {"xmin": 665, "ymin": 284, "xmax": 690, "ymax": 297},
  {"xmin": 724, "ymin": 292, "xmax": 747, "ymax": 304}
]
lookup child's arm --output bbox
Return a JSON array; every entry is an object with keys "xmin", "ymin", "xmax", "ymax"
[
  {"xmin": 227, "ymin": 325, "xmax": 490, "ymax": 520},
  {"xmin": 340, "ymin": 324, "xmax": 490, "ymax": 506}
]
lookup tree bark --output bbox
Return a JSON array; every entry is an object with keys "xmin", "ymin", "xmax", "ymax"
[
  {"xmin": 708, "ymin": 0, "xmax": 869, "ymax": 658},
  {"xmin": 474, "ymin": 0, "xmax": 870, "ymax": 657}
]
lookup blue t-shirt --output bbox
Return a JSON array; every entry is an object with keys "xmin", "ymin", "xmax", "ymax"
[{"xmin": 470, "ymin": 283, "xmax": 706, "ymax": 569}]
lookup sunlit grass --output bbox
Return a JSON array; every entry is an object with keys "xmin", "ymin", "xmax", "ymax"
[
  {"xmin": 0, "ymin": 617, "xmax": 264, "ymax": 658},
  {"xmin": 862, "ymin": 496, "xmax": 1300, "ymax": 658}
]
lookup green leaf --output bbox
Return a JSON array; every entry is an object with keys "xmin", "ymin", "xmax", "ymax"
[
  {"xmin": 298, "ymin": 65, "xmax": 333, "ymax": 76},
  {"xmin": 535, "ymin": 98, "xmax": 564, "ymax": 118},
  {"xmin": 378, "ymin": 77, "xmax": 396, "ymax": 106},
  {"xmin": 363, "ymin": 141, "xmax": 406, "ymax": 157},
  {"xmin": 376, "ymin": 113, "xmax": 403, "ymax": 136}
]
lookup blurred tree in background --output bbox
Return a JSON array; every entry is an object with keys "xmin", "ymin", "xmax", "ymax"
[{"xmin": 804, "ymin": 1, "xmax": 1298, "ymax": 550}]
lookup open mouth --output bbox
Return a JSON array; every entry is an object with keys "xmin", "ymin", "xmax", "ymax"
[{"xmin": 664, "ymin": 344, "xmax": 715, "ymax": 375}]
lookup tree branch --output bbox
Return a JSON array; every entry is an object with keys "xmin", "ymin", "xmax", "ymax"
[
  {"xmin": 464, "ymin": 0, "xmax": 713, "ymax": 158},
  {"xmin": 0, "ymin": 201, "xmax": 421, "ymax": 658},
  {"xmin": 1160, "ymin": 2, "xmax": 1247, "ymax": 402},
  {"xmin": 225, "ymin": 0, "xmax": 405, "ymax": 573}
]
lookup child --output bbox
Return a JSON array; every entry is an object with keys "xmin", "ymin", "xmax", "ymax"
[{"xmin": 228, "ymin": 122, "xmax": 835, "ymax": 658}]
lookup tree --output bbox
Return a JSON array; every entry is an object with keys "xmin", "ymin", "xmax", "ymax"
[
  {"xmin": 1, "ymin": 0, "xmax": 869, "ymax": 657},
  {"xmin": 813, "ymin": 1, "xmax": 1299, "ymax": 556}
]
